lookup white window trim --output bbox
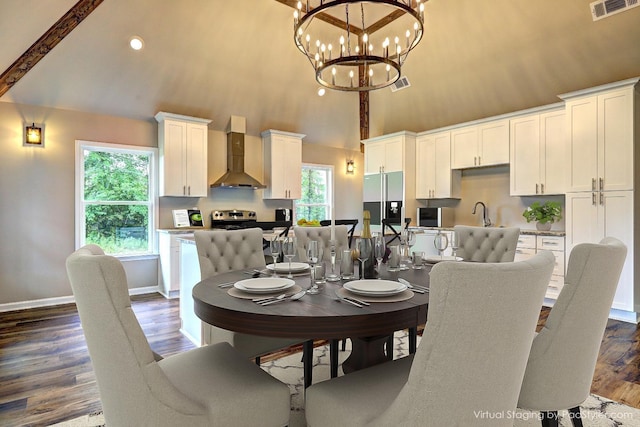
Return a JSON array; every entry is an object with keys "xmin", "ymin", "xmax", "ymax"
[
  {"xmin": 296, "ymin": 163, "xmax": 335, "ymax": 223},
  {"xmin": 75, "ymin": 140, "xmax": 159, "ymax": 256}
]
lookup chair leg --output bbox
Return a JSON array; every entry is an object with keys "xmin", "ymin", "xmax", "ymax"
[
  {"xmin": 341, "ymin": 338, "xmax": 347, "ymax": 351},
  {"xmin": 541, "ymin": 411, "xmax": 559, "ymax": 427},
  {"xmin": 255, "ymin": 356, "xmax": 260, "ymax": 365},
  {"xmin": 408, "ymin": 327, "xmax": 417, "ymax": 354},
  {"xmin": 303, "ymin": 340, "xmax": 313, "ymax": 388},
  {"xmin": 569, "ymin": 406, "xmax": 583, "ymax": 427},
  {"xmin": 329, "ymin": 339, "xmax": 339, "ymax": 378},
  {"xmin": 386, "ymin": 334, "xmax": 394, "ymax": 360}
]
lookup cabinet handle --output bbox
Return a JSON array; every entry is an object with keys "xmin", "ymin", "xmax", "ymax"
[
  {"xmin": 535, "ymin": 184, "xmax": 539, "ymax": 194},
  {"xmin": 474, "ymin": 156, "xmax": 477, "ymax": 166},
  {"xmin": 592, "ymin": 192, "xmax": 596, "ymax": 205},
  {"xmin": 592, "ymin": 178, "xmax": 596, "ymax": 191},
  {"xmin": 600, "ymin": 192, "xmax": 604, "ymax": 206},
  {"xmin": 599, "ymin": 177, "xmax": 604, "ymax": 191},
  {"xmin": 188, "ymin": 186, "xmax": 191, "ymax": 196},
  {"xmin": 478, "ymin": 156, "xmax": 481, "ymax": 165},
  {"xmin": 183, "ymin": 185, "xmax": 186, "ymax": 196},
  {"xmin": 540, "ymin": 183, "xmax": 545, "ymax": 194}
]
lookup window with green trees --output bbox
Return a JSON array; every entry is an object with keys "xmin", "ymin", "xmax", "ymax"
[
  {"xmin": 76, "ymin": 141, "xmax": 157, "ymax": 256},
  {"xmin": 295, "ymin": 165, "xmax": 333, "ymax": 222}
]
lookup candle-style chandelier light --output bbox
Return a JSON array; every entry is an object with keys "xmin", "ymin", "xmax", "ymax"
[{"xmin": 292, "ymin": 0, "xmax": 425, "ymax": 92}]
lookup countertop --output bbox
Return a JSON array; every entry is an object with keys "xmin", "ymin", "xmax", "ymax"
[
  {"xmin": 157, "ymin": 228, "xmax": 204, "ymax": 234},
  {"xmin": 408, "ymin": 226, "xmax": 565, "ymax": 237}
]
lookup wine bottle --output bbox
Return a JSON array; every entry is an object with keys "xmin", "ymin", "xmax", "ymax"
[{"xmin": 361, "ymin": 210, "xmax": 376, "ymax": 279}]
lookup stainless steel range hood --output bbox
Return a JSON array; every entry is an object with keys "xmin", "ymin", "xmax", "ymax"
[{"xmin": 210, "ymin": 116, "xmax": 266, "ymax": 189}]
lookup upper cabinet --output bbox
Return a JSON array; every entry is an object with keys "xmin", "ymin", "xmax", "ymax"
[
  {"xmin": 155, "ymin": 112, "xmax": 211, "ymax": 197},
  {"xmin": 415, "ymin": 131, "xmax": 461, "ymax": 199},
  {"xmin": 509, "ymin": 106, "xmax": 566, "ymax": 196},
  {"xmin": 262, "ymin": 130, "xmax": 305, "ymax": 200},
  {"xmin": 562, "ymin": 81, "xmax": 635, "ymax": 193},
  {"xmin": 363, "ymin": 132, "xmax": 415, "ymax": 174},
  {"xmin": 451, "ymin": 119, "xmax": 509, "ymax": 169}
]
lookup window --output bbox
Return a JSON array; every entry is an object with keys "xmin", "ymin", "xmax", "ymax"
[
  {"xmin": 75, "ymin": 140, "xmax": 157, "ymax": 256},
  {"xmin": 295, "ymin": 164, "xmax": 333, "ymax": 222}
]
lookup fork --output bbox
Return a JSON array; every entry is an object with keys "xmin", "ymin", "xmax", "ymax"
[{"xmin": 398, "ymin": 278, "xmax": 429, "ymax": 293}]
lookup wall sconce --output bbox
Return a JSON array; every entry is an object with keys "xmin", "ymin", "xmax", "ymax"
[
  {"xmin": 24, "ymin": 123, "xmax": 44, "ymax": 147},
  {"xmin": 346, "ymin": 160, "xmax": 355, "ymax": 174}
]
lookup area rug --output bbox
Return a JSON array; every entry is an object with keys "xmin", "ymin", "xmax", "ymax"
[{"xmin": 51, "ymin": 333, "xmax": 640, "ymax": 426}]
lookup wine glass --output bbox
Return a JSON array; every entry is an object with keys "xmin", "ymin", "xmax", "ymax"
[
  {"xmin": 433, "ymin": 231, "xmax": 449, "ymax": 260},
  {"xmin": 326, "ymin": 239, "xmax": 341, "ymax": 282},
  {"xmin": 306, "ymin": 240, "xmax": 322, "ymax": 294},
  {"xmin": 356, "ymin": 238, "xmax": 372, "ymax": 280},
  {"xmin": 282, "ymin": 237, "xmax": 297, "ymax": 279},
  {"xmin": 269, "ymin": 237, "xmax": 281, "ymax": 277},
  {"xmin": 373, "ymin": 233, "xmax": 386, "ymax": 277},
  {"xmin": 450, "ymin": 232, "xmax": 459, "ymax": 259},
  {"xmin": 405, "ymin": 230, "xmax": 416, "ymax": 268}
]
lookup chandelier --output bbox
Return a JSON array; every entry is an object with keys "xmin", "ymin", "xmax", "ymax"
[{"xmin": 292, "ymin": 0, "xmax": 425, "ymax": 91}]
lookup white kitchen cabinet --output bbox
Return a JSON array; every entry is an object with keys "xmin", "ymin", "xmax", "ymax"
[
  {"xmin": 415, "ymin": 131, "xmax": 461, "ymax": 199},
  {"xmin": 514, "ymin": 233, "xmax": 565, "ymax": 300},
  {"xmin": 363, "ymin": 132, "xmax": 413, "ymax": 174},
  {"xmin": 262, "ymin": 130, "xmax": 305, "ymax": 200},
  {"xmin": 179, "ymin": 238, "xmax": 202, "ymax": 346},
  {"xmin": 158, "ymin": 231, "xmax": 194, "ymax": 299},
  {"xmin": 155, "ymin": 112, "xmax": 211, "ymax": 197},
  {"xmin": 565, "ymin": 190, "xmax": 634, "ymax": 312},
  {"xmin": 563, "ymin": 84, "xmax": 635, "ymax": 193},
  {"xmin": 451, "ymin": 119, "xmax": 509, "ymax": 169},
  {"xmin": 510, "ymin": 107, "xmax": 566, "ymax": 196}
]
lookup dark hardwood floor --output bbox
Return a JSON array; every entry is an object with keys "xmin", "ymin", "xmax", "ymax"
[{"xmin": 0, "ymin": 293, "xmax": 639, "ymax": 426}]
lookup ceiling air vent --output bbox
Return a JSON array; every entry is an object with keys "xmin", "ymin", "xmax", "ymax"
[
  {"xmin": 390, "ymin": 76, "xmax": 411, "ymax": 92},
  {"xmin": 590, "ymin": 0, "xmax": 639, "ymax": 21}
]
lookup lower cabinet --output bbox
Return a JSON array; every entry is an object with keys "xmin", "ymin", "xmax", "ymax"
[
  {"xmin": 515, "ymin": 234, "xmax": 565, "ymax": 300},
  {"xmin": 158, "ymin": 232, "xmax": 194, "ymax": 298},
  {"xmin": 179, "ymin": 238, "xmax": 202, "ymax": 346}
]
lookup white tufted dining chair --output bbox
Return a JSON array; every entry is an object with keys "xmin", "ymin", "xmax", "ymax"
[
  {"xmin": 194, "ymin": 229, "xmax": 304, "ymax": 361},
  {"xmin": 66, "ymin": 244, "xmax": 290, "ymax": 427},
  {"xmin": 517, "ymin": 237, "xmax": 627, "ymax": 426},
  {"xmin": 305, "ymin": 251, "xmax": 555, "ymax": 426},
  {"xmin": 454, "ymin": 225, "xmax": 520, "ymax": 262},
  {"xmin": 294, "ymin": 225, "xmax": 350, "ymax": 262}
]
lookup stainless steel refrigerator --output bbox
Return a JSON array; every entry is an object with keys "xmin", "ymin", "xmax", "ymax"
[{"xmin": 363, "ymin": 171, "xmax": 404, "ymax": 233}]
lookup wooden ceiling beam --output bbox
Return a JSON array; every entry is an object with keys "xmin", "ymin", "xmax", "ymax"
[{"xmin": 0, "ymin": 0, "xmax": 104, "ymax": 98}]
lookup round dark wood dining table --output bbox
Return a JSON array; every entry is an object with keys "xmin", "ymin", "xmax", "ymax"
[{"xmin": 192, "ymin": 264, "xmax": 432, "ymax": 386}]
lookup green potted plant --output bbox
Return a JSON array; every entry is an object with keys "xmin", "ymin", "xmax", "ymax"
[{"xmin": 523, "ymin": 201, "xmax": 562, "ymax": 231}]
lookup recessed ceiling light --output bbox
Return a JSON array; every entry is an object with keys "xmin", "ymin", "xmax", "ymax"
[
  {"xmin": 317, "ymin": 87, "xmax": 326, "ymax": 97},
  {"xmin": 129, "ymin": 36, "xmax": 144, "ymax": 51}
]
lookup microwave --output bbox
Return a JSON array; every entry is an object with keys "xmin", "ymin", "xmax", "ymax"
[{"xmin": 417, "ymin": 207, "xmax": 442, "ymax": 227}]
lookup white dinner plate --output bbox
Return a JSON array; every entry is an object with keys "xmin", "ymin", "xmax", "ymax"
[
  {"xmin": 234, "ymin": 277, "xmax": 295, "ymax": 294},
  {"xmin": 267, "ymin": 262, "xmax": 310, "ymax": 273},
  {"xmin": 343, "ymin": 280, "xmax": 407, "ymax": 297},
  {"xmin": 424, "ymin": 255, "xmax": 463, "ymax": 264}
]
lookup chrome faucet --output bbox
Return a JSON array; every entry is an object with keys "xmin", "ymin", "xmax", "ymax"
[{"xmin": 472, "ymin": 201, "xmax": 492, "ymax": 227}]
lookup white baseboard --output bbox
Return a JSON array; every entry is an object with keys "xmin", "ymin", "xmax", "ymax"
[{"xmin": 0, "ymin": 286, "xmax": 161, "ymax": 312}]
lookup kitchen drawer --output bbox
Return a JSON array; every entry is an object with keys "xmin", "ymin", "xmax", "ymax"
[
  {"xmin": 537, "ymin": 235, "xmax": 564, "ymax": 251},
  {"xmin": 547, "ymin": 275, "xmax": 564, "ymax": 296},
  {"xmin": 514, "ymin": 247, "xmax": 536, "ymax": 262},
  {"xmin": 550, "ymin": 250, "xmax": 565, "ymax": 277},
  {"xmin": 517, "ymin": 235, "xmax": 536, "ymax": 249}
]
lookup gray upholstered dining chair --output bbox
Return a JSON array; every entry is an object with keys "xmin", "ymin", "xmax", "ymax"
[
  {"xmin": 194, "ymin": 229, "xmax": 304, "ymax": 361},
  {"xmin": 454, "ymin": 225, "xmax": 520, "ymax": 262},
  {"xmin": 66, "ymin": 244, "xmax": 290, "ymax": 427},
  {"xmin": 305, "ymin": 250, "xmax": 555, "ymax": 426},
  {"xmin": 517, "ymin": 237, "xmax": 627, "ymax": 427},
  {"xmin": 294, "ymin": 225, "xmax": 350, "ymax": 262}
]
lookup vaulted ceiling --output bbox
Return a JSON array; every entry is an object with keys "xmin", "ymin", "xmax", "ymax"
[{"xmin": 2, "ymin": 0, "xmax": 639, "ymax": 150}]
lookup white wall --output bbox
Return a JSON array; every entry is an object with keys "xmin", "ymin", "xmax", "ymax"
[{"xmin": 0, "ymin": 102, "xmax": 364, "ymax": 307}]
